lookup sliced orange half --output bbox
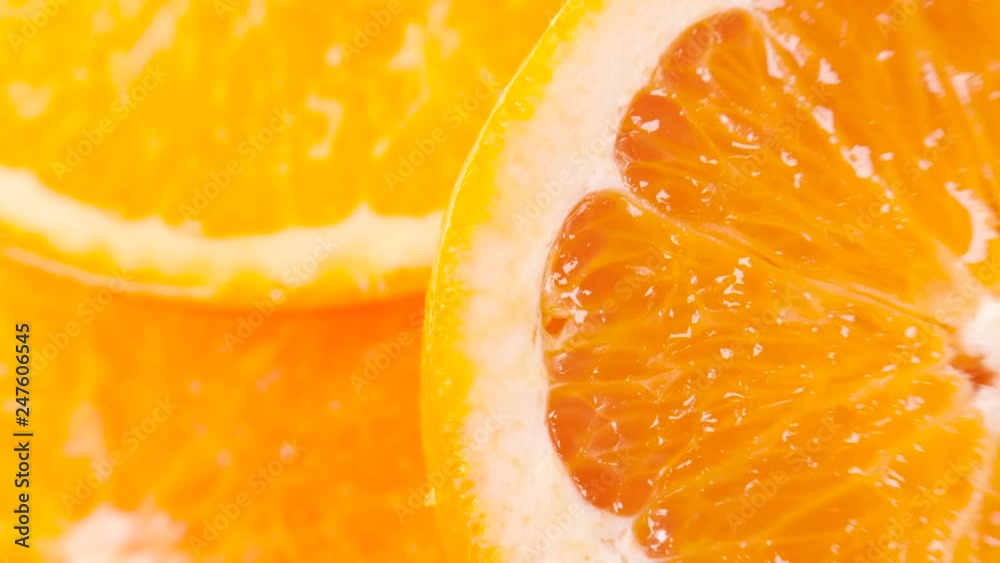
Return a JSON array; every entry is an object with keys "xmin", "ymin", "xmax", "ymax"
[
  {"xmin": 423, "ymin": 0, "xmax": 1000, "ymax": 560},
  {"xmin": 0, "ymin": 0, "xmax": 560, "ymax": 307}
]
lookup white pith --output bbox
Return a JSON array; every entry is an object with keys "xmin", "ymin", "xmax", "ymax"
[
  {"xmin": 0, "ymin": 166, "xmax": 441, "ymax": 300},
  {"xmin": 46, "ymin": 503, "xmax": 189, "ymax": 562},
  {"xmin": 961, "ymin": 297, "xmax": 1000, "ymax": 433},
  {"xmin": 451, "ymin": 0, "xmax": 750, "ymax": 561}
]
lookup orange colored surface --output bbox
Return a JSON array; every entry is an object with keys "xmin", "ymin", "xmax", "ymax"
[
  {"xmin": 0, "ymin": 0, "xmax": 556, "ymax": 231},
  {"xmin": 543, "ymin": 2, "xmax": 1000, "ymax": 560},
  {"xmin": 0, "ymin": 0, "xmax": 564, "ymax": 307},
  {"xmin": 0, "ymin": 0, "xmax": 572, "ymax": 558},
  {"xmin": 0, "ymin": 255, "xmax": 441, "ymax": 561}
]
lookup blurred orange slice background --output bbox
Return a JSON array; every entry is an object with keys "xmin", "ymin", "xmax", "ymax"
[
  {"xmin": 0, "ymin": 0, "xmax": 563, "ymax": 560},
  {"xmin": 1, "ymin": 261, "xmax": 437, "ymax": 561},
  {"xmin": 0, "ymin": 0, "xmax": 561, "ymax": 307}
]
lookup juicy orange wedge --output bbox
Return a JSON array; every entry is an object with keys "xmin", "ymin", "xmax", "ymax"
[
  {"xmin": 0, "ymin": 0, "xmax": 561, "ymax": 307},
  {"xmin": 423, "ymin": 0, "xmax": 1000, "ymax": 560}
]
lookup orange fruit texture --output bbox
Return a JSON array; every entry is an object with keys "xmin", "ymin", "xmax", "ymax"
[
  {"xmin": 422, "ymin": 0, "xmax": 1000, "ymax": 561},
  {"xmin": 0, "ymin": 0, "xmax": 562, "ymax": 307},
  {"xmin": 546, "ymin": 4, "xmax": 1000, "ymax": 559},
  {"xmin": 0, "ymin": 0, "xmax": 566, "ymax": 560},
  {"xmin": 0, "ymin": 255, "xmax": 442, "ymax": 561}
]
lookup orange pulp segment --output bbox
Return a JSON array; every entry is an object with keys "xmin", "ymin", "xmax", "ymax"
[{"xmin": 542, "ymin": 2, "xmax": 1000, "ymax": 560}]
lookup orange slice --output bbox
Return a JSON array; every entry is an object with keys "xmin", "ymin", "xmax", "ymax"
[
  {"xmin": 423, "ymin": 0, "xmax": 1000, "ymax": 560},
  {"xmin": 0, "ymin": 0, "xmax": 560, "ymax": 307},
  {"xmin": 0, "ymin": 254, "xmax": 443, "ymax": 561}
]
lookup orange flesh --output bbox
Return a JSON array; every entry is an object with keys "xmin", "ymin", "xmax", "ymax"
[
  {"xmin": 0, "ymin": 0, "xmax": 554, "ymax": 235},
  {"xmin": 543, "ymin": 2, "xmax": 1000, "ymax": 560},
  {"xmin": 0, "ymin": 257, "xmax": 442, "ymax": 561}
]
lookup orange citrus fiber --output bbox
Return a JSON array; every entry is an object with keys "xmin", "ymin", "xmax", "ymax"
[
  {"xmin": 423, "ymin": 0, "xmax": 1000, "ymax": 561},
  {"xmin": 0, "ymin": 0, "xmax": 561, "ymax": 308},
  {"xmin": 0, "ymin": 252, "xmax": 444, "ymax": 562}
]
